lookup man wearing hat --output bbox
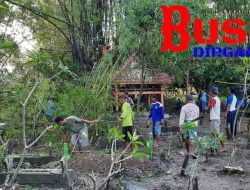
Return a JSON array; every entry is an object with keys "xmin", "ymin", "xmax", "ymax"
[
  {"xmin": 179, "ymin": 94, "xmax": 199, "ymax": 157},
  {"xmin": 209, "ymin": 87, "xmax": 226, "ymax": 152},
  {"xmin": 148, "ymin": 95, "xmax": 164, "ymax": 148},
  {"xmin": 118, "ymin": 95, "xmax": 134, "ymax": 148}
]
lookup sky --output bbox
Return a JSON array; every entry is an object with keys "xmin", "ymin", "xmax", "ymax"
[
  {"xmin": 0, "ymin": 19, "xmax": 37, "ymax": 71},
  {"xmin": 0, "ymin": 19, "xmax": 37, "ymax": 53}
]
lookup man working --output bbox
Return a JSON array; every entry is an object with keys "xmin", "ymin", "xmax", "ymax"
[
  {"xmin": 179, "ymin": 94, "xmax": 199, "ymax": 158},
  {"xmin": 225, "ymin": 88, "xmax": 238, "ymax": 138},
  {"xmin": 118, "ymin": 95, "xmax": 134, "ymax": 148},
  {"xmin": 209, "ymin": 87, "xmax": 226, "ymax": 152},
  {"xmin": 148, "ymin": 95, "xmax": 164, "ymax": 148},
  {"xmin": 54, "ymin": 116, "xmax": 98, "ymax": 153}
]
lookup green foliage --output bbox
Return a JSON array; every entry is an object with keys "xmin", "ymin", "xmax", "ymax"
[
  {"xmin": 0, "ymin": 144, "xmax": 7, "ymax": 161},
  {"xmin": 195, "ymin": 136, "xmax": 216, "ymax": 155},
  {"xmin": 108, "ymin": 126, "xmax": 125, "ymax": 141},
  {"xmin": 182, "ymin": 120, "xmax": 197, "ymax": 139},
  {"xmin": 108, "ymin": 127, "xmax": 146, "ymax": 159},
  {"xmin": 195, "ymin": 132, "xmax": 227, "ymax": 155},
  {"xmin": 129, "ymin": 130, "xmax": 146, "ymax": 159},
  {"xmin": 0, "ymin": 41, "xmax": 17, "ymax": 50},
  {"xmin": 146, "ymin": 132, "xmax": 153, "ymax": 159}
]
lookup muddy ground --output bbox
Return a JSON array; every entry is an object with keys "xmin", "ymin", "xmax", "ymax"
[{"xmin": 69, "ymin": 114, "xmax": 250, "ymax": 190}]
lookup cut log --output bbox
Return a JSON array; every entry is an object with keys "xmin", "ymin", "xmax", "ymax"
[
  {"xmin": 180, "ymin": 155, "xmax": 189, "ymax": 176},
  {"xmin": 192, "ymin": 176, "xmax": 199, "ymax": 190},
  {"xmin": 223, "ymin": 166, "xmax": 244, "ymax": 174}
]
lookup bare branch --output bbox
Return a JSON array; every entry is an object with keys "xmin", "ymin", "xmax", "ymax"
[
  {"xmin": 6, "ymin": 148, "xmax": 27, "ymax": 187},
  {"xmin": 98, "ymin": 168, "xmax": 124, "ymax": 190},
  {"xmin": 22, "ymin": 81, "xmax": 39, "ymax": 147},
  {"xmin": 27, "ymin": 126, "xmax": 52, "ymax": 148},
  {"xmin": 114, "ymin": 154, "xmax": 133, "ymax": 164},
  {"xmin": 87, "ymin": 172, "xmax": 97, "ymax": 190}
]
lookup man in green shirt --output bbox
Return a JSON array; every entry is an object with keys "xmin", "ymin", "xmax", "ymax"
[
  {"xmin": 54, "ymin": 116, "xmax": 97, "ymax": 153},
  {"xmin": 118, "ymin": 95, "xmax": 134, "ymax": 148}
]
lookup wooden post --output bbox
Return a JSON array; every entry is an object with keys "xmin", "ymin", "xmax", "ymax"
[
  {"xmin": 181, "ymin": 155, "xmax": 190, "ymax": 176},
  {"xmin": 148, "ymin": 95, "xmax": 151, "ymax": 107},
  {"xmin": 114, "ymin": 84, "xmax": 119, "ymax": 111},
  {"xmin": 186, "ymin": 70, "xmax": 189, "ymax": 95},
  {"xmin": 160, "ymin": 84, "xmax": 164, "ymax": 107}
]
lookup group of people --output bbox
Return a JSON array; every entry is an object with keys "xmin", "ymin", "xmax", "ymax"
[
  {"xmin": 52, "ymin": 93, "xmax": 165, "ymax": 153},
  {"xmin": 179, "ymin": 87, "xmax": 238, "ymax": 158},
  {"xmin": 117, "ymin": 94, "xmax": 164, "ymax": 148},
  {"xmin": 53, "ymin": 87, "xmax": 239, "ymax": 156}
]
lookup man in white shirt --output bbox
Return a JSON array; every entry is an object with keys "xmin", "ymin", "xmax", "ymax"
[
  {"xmin": 225, "ymin": 88, "xmax": 238, "ymax": 138},
  {"xmin": 179, "ymin": 95, "xmax": 199, "ymax": 158},
  {"xmin": 209, "ymin": 87, "xmax": 225, "ymax": 152}
]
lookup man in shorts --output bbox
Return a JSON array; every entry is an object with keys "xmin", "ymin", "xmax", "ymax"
[
  {"xmin": 148, "ymin": 95, "xmax": 164, "ymax": 148},
  {"xmin": 179, "ymin": 95, "xmax": 199, "ymax": 158},
  {"xmin": 225, "ymin": 88, "xmax": 238, "ymax": 138},
  {"xmin": 118, "ymin": 95, "xmax": 134, "ymax": 148},
  {"xmin": 209, "ymin": 87, "xmax": 226, "ymax": 152},
  {"xmin": 54, "ymin": 116, "xmax": 97, "ymax": 153}
]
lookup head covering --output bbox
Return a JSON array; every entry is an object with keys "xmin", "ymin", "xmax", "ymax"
[
  {"xmin": 211, "ymin": 87, "xmax": 219, "ymax": 94},
  {"xmin": 118, "ymin": 95, "xmax": 126, "ymax": 99},
  {"xmin": 186, "ymin": 94, "xmax": 193, "ymax": 101}
]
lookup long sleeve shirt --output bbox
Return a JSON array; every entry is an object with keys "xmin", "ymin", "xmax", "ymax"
[
  {"xmin": 179, "ymin": 103, "xmax": 199, "ymax": 127},
  {"xmin": 149, "ymin": 102, "xmax": 164, "ymax": 122},
  {"xmin": 121, "ymin": 102, "xmax": 134, "ymax": 127}
]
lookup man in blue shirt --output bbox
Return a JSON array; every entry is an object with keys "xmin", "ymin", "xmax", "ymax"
[
  {"xmin": 148, "ymin": 95, "xmax": 164, "ymax": 148},
  {"xmin": 225, "ymin": 88, "xmax": 238, "ymax": 138}
]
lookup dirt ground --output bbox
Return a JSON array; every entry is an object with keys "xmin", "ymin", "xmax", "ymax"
[{"xmin": 69, "ymin": 113, "xmax": 250, "ymax": 190}]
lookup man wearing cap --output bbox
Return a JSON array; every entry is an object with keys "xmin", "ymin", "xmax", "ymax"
[
  {"xmin": 118, "ymin": 95, "xmax": 134, "ymax": 148},
  {"xmin": 148, "ymin": 95, "xmax": 164, "ymax": 148},
  {"xmin": 209, "ymin": 87, "xmax": 226, "ymax": 152},
  {"xmin": 54, "ymin": 116, "xmax": 98, "ymax": 153},
  {"xmin": 179, "ymin": 94, "xmax": 199, "ymax": 157}
]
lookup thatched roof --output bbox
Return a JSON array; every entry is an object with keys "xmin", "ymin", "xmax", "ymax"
[{"xmin": 113, "ymin": 55, "xmax": 173, "ymax": 84}]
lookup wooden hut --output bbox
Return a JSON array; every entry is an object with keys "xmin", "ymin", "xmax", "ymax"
[{"xmin": 113, "ymin": 55, "xmax": 173, "ymax": 107}]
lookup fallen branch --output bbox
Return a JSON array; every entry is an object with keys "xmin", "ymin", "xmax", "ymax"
[
  {"xmin": 5, "ymin": 125, "xmax": 52, "ymax": 187},
  {"xmin": 5, "ymin": 72, "xmax": 62, "ymax": 188},
  {"xmin": 224, "ymin": 166, "xmax": 244, "ymax": 174}
]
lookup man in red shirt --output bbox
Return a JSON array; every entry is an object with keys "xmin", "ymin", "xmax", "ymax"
[{"xmin": 208, "ymin": 87, "xmax": 226, "ymax": 152}]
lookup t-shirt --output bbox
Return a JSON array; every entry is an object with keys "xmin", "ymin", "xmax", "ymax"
[
  {"xmin": 209, "ymin": 96, "xmax": 221, "ymax": 120},
  {"xmin": 62, "ymin": 116, "xmax": 86, "ymax": 133},
  {"xmin": 179, "ymin": 103, "xmax": 199, "ymax": 126},
  {"xmin": 201, "ymin": 92, "xmax": 208, "ymax": 102},
  {"xmin": 227, "ymin": 93, "xmax": 237, "ymax": 112},
  {"xmin": 149, "ymin": 102, "xmax": 164, "ymax": 122},
  {"xmin": 121, "ymin": 102, "xmax": 134, "ymax": 127}
]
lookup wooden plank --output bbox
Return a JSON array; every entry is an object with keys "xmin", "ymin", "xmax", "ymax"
[
  {"xmin": 113, "ymin": 81, "xmax": 172, "ymax": 85},
  {"xmin": 113, "ymin": 91, "xmax": 162, "ymax": 95}
]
